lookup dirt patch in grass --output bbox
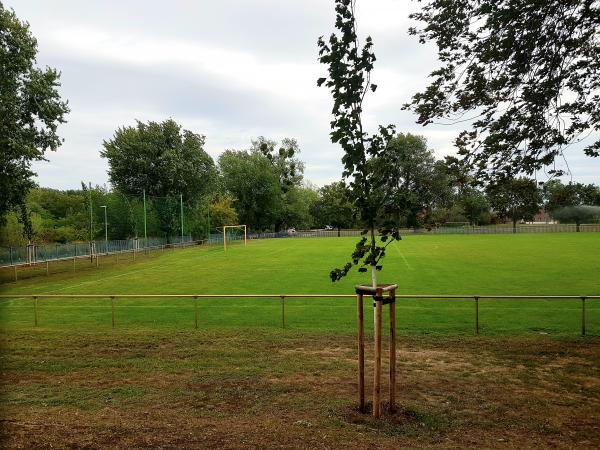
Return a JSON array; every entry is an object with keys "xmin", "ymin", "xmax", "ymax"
[{"xmin": 1, "ymin": 329, "xmax": 599, "ymax": 449}]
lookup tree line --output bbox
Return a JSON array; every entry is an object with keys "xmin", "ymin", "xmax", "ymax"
[
  {"xmin": 1, "ymin": 3, "xmax": 599, "ymax": 248},
  {"xmin": 1, "ymin": 119, "xmax": 599, "ymax": 246}
]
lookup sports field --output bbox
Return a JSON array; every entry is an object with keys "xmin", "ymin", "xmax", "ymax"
[
  {"xmin": 1, "ymin": 234, "xmax": 600, "ymax": 448},
  {"xmin": 1, "ymin": 233, "xmax": 599, "ymax": 334}
]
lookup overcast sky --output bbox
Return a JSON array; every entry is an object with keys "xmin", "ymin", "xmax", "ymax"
[{"xmin": 8, "ymin": 0, "xmax": 600, "ymax": 189}]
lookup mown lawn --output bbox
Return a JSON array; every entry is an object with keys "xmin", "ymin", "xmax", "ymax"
[
  {"xmin": 1, "ymin": 234, "xmax": 599, "ymax": 448},
  {"xmin": 1, "ymin": 234, "xmax": 599, "ymax": 335}
]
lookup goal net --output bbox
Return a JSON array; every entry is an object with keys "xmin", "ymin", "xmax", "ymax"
[{"xmin": 221, "ymin": 225, "xmax": 247, "ymax": 251}]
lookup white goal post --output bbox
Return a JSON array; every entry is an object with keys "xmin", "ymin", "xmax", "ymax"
[{"xmin": 222, "ymin": 225, "xmax": 247, "ymax": 252}]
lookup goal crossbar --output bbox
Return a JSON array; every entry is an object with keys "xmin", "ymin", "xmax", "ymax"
[{"xmin": 222, "ymin": 225, "xmax": 247, "ymax": 251}]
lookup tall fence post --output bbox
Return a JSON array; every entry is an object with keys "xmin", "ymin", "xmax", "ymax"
[
  {"xmin": 280, "ymin": 295, "xmax": 285, "ymax": 329},
  {"xmin": 33, "ymin": 296, "xmax": 38, "ymax": 327},
  {"xmin": 194, "ymin": 296, "xmax": 199, "ymax": 329},
  {"xmin": 356, "ymin": 292, "xmax": 365, "ymax": 413},
  {"xmin": 581, "ymin": 296, "xmax": 586, "ymax": 336},
  {"xmin": 111, "ymin": 296, "xmax": 115, "ymax": 329},
  {"xmin": 475, "ymin": 296, "xmax": 480, "ymax": 335}
]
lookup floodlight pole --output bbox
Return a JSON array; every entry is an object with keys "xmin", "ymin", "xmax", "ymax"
[
  {"xmin": 143, "ymin": 189, "xmax": 147, "ymax": 241},
  {"xmin": 207, "ymin": 203, "xmax": 211, "ymax": 242},
  {"xmin": 101, "ymin": 205, "xmax": 108, "ymax": 252},
  {"xmin": 180, "ymin": 193, "xmax": 184, "ymax": 243}
]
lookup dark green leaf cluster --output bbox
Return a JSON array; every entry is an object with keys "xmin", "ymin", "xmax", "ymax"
[
  {"xmin": 318, "ymin": 0, "xmax": 401, "ymax": 281},
  {"xmin": 101, "ymin": 119, "xmax": 217, "ymax": 201},
  {"xmin": 0, "ymin": 4, "xmax": 69, "ymax": 223},
  {"xmin": 251, "ymin": 136, "xmax": 304, "ymax": 193},
  {"xmin": 486, "ymin": 177, "xmax": 542, "ymax": 226},
  {"xmin": 406, "ymin": 0, "xmax": 600, "ymax": 180}
]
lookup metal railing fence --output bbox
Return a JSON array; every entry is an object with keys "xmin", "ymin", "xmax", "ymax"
[
  {"xmin": 0, "ymin": 235, "xmax": 195, "ymax": 267},
  {"xmin": 1, "ymin": 294, "xmax": 597, "ymax": 336},
  {"xmin": 250, "ymin": 224, "xmax": 600, "ymax": 239}
]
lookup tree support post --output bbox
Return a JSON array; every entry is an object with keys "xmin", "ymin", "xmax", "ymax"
[
  {"xmin": 356, "ymin": 283, "xmax": 397, "ymax": 419},
  {"xmin": 373, "ymin": 288, "xmax": 382, "ymax": 418},
  {"xmin": 389, "ymin": 288, "xmax": 396, "ymax": 413},
  {"xmin": 356, "ymin": 293, "xmax": 365, "ymax": 413}
]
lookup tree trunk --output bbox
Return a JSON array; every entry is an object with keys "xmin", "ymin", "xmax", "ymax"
[
  {"xmin": 512, "ymin": 218, "xmax": 517, "ymax": 233},
  {"xmin": 338, "ymin": 227, "xmax": 341, "ymax": 237},
  {"xmin": 576, "ymin": 222, "xmax": 580, "ymax": 232}
]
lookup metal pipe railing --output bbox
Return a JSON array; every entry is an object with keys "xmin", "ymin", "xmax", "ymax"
[{"xmin": 0, "ymin": 294, "xmax": 597, "ymax": 335}]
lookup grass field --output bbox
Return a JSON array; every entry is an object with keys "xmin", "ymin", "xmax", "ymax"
[
  {"xmin": 1, "ymin": 233, "xmax": 600, "ymax": 335},
  {"xmin": 1, "ymin": 234, "xmax": 600, "ymax": 448}
]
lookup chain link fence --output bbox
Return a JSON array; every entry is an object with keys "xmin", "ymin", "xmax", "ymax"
[
  {"xmin": 249, "ymin": 223, "xmax": 600, "ymax": 239},
  {"xmin": 0, "ymin": 235, "xmax": 195, "ymax": 267}
]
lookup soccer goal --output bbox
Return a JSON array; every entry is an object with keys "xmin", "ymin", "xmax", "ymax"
[{"xmin": 222, "ymin": 225, "xmax": 247, "ymax": 252}]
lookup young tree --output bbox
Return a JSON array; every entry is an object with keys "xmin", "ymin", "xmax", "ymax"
[
  {"xmin": 0, "ymin": 5, "xmax": 69, "ymax": 222},
  {"xmin": 318, "ymin": 0, "xmax": 400, "ymax": 284},
  {"xmin": 310, "ymin": 182, "xmax": 356, "ymax": 236},
  {"xmin": 406, "ymin": 1, "xmax": 600, "ymax": 180},
  {"xmin": 486, "ymin": 178, "xmax": 542, "ymax": 231}
]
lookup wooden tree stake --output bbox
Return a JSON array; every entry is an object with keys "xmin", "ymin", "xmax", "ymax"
[
  {"xmin": 373, "ymin": 288, "xmax": 383, "ymax": 418},
  {"xmin": 357, "ymin": 293, "xmax": 365, "ymax": 412},
  {"xmin": 389, "ymin": 289, "xmax": 396, "ymax": 413}
]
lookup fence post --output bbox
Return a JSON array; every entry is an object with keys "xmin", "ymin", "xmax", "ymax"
[
  {"xmin": 356, "ymin": 293, "xmax": 365, "ymax": 413},
  {"xmin": 46, "ymin": 260, "xmax": 49, "ymax": 276},
  {"xmin": 475, "ymin": 296, "xmax": 479, "ymax": 335},
  {"xmin": 194, "ymin": 296, "xmax": 199, "ymax": 329},
  {"xmin": 111, "ymin": 296, "xmax": 115, "ymax": 329},
  {"xmin": 33, "ymin": 296, "xmax": 38, "ymax": 327},
  {"xmin": 280, "ymin": 295, "xmax": 285, "ymax": 329},
  {"xmin": 581, "ymin": 296, "xmax": 586, "ymax": 336}
]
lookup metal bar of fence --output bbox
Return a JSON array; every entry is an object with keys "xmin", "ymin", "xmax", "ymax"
[
  {"xmin": 2, "ymin": 294, "xmax": 597, "ymax": 335},
  {"xmin": 2, "ymin": 294, "xmax": 598, "ymax": 299}
]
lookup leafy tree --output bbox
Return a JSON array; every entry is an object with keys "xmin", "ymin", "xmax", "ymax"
[
  {"xmin": 251, "ymin": 136, "xmax": 305, "ymax": 192},
  {"xmin": 544, "ymin": 180, "xmax": 600, "ymax": 211},
  {"xmin": 318, "ymin": 0, "xmax": 400, "ymax": 284},
  {"xmin": 407, "ymin": 0, "xmax": 600, "ymax": 180},
  {"xmin": 486, "ymin": 178, "xmax": 542, "ymax": 231},
  {"xmin": 461, "ymin": 189, "xmax": 490, "ymax": 226},
  {"xmin": 376, "ymin": 133, "xmax": 451, "ymax": 228},
  {"xmin": 218, "ymin": 150, "xmax": 283, "ymax": 231},
  {"xmin": 101, "ymin": 119, "xmax": 217, "ymax": 237},
  {"xmin": 281, "ymin": 186, "xmax": 319, "ymax": 230},
  {"xmin": 310, "ymin": 182, "xmax": 356, "ymax": 235},
  {"xmin": 210, "ymin": 195, "xmax": 239, "ymax": 229},
  {"xmin": 552, "ymin": 206, "xmax": 600, "ymax": 231},
  {"xmin": 0, "ymin": 5, "xmax": 69, "ymax": 222}
]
